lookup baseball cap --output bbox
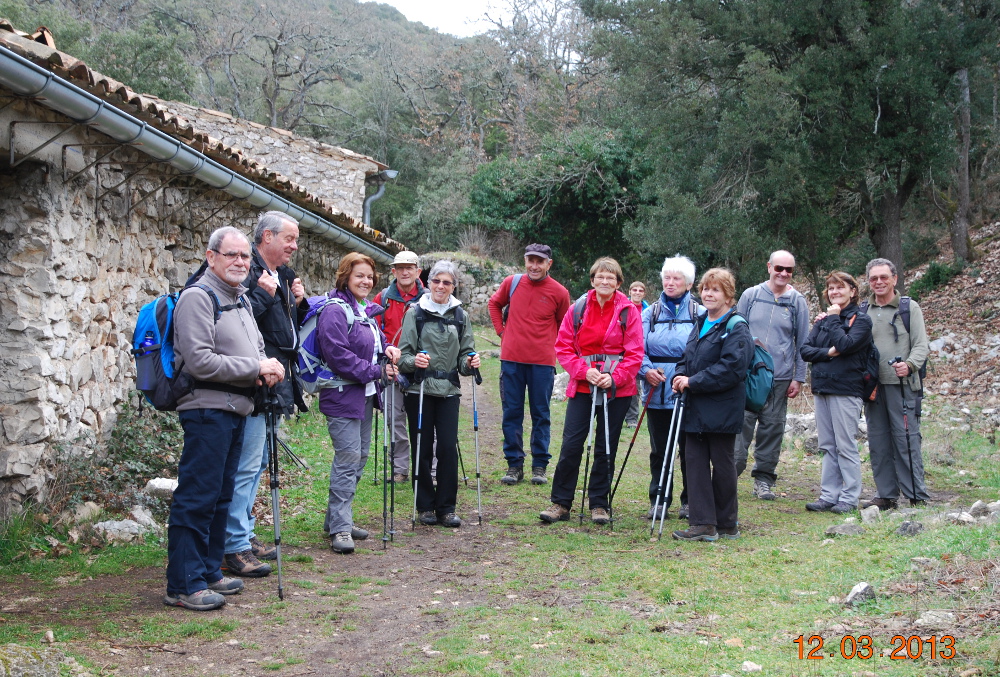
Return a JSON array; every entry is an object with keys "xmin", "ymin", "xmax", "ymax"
[
  {"xmin": 524, "ymin": 244, "xmax": 552, "ymax": 260},
  {"xmin": 392, "ymin": 251, "xmax": 420, "ymax": 266}
]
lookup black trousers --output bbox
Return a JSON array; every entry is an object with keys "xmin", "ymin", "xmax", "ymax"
[
  {"xmin": 685, "ymin": 432, "xmax": 738, "ymax": 529},
  {"xmin": 550, "ymin": 392, "xmax": 629, "ymax": 510},
  {"xmin": 647, "ymin": 408, "xmax": 688, "ymax": 508},
  {"xmin": 405, "ymin": 393, "xmax": 460, "ymax": 517}
]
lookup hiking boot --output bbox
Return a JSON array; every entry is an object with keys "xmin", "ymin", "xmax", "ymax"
[
  {"xmin": 830, "ymin": 502, "xmax": 856, "ymax": 514},
  {"xmin": 223, "ymin": 550, "xmax": 272, "ymax": 577},
  {"xmin": 909, "ymin": 499, "xmax": 928, "ymax": 507},
  {"xmin": 418, "ymin": 511, "xmax": 438, "ymax": 526},
  {"xmin": 351, "ymin": 526, "xmax": 369, "ymax": 541},
  {"xmin": 500, "ymin": 466, "xmax": 524, "ymax": 485},
  {"xmin": 805, "ymin": 499, "xmax": 836, "ymax": 512},
  {"xmin": 672, "ymin": 525, "xmax": 719, "ymax": 542},
  {"xmin": 530, "ymin": 467, "xmax": 548, "ymax": 485},
  {"xmin": 163, "ymin": 589, "xmax": 226, "ymax": 611},
  {"xmin": 591, "ymin": 508, "xmax": 611, "ymax": 525},
  {"xmin": 753, "ymin": 479, "xmax": 776, "ymax": 501},
  {"xmin": 539, "ymin": 503, "xmax": 570, "ymax": 523},
  {"xmin": 207, "ymin": 577, "xmax": 244, "ymax": 596},
  {"xmin": 678, "ymin": 503, "xmax": 689, "ymax": 520},
  {"xmin": 250, "ymin": 536, "xmax": 277, "ymax": 561},
  {"xmin": 717, "ymin": 526, "xmax": 740, "ymax": 540},
  {"xmin": 392, "ymin": 473, "xmax": 407, "ymax": 484},
  {"xmin": 647, "ymin": 504, "xmax": 667, "ymax": 520},
  {"xmin": 331, "ymin": 531, "xmax": 355, "ymax": 554},
  {"xmin": 860, "ymin": 497, "xmax": 898, "ymax": 511},
  {"xmin": 439, "ymin": 513, "xmax": 462, "ymax": 528}
]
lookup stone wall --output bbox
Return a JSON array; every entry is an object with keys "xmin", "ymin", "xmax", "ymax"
[
  {"xmin": 415, "ymin": 252, "xmax": 519, "ymax": 325},
  {"xmin": 0, "ymin": 97, "xmax": 380, "ymax": 519}
]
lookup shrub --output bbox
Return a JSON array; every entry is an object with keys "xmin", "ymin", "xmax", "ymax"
[{"xmin": 908, "ymin": 260, "xmax": 964, "ymax": 301}]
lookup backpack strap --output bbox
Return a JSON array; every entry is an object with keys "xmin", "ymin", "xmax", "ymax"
[
  {"xmin": 746, "ymin": 285, "xmax": 798, "ymax": 344},
  {"xmin": 413, "ymin": 304, "xmax": 465, "ymax": 385},
  {"xmin": 572, "ymin": 293, "xmax": 629, "ymax": 342}
]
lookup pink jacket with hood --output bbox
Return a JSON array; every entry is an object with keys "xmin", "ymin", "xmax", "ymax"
[{"xmin": 554, "ymin": 289, "xmax": 644, "ymax": 399}]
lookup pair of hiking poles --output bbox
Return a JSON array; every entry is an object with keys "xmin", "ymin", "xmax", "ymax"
[{"xmin": 407, "ymin": 352, "xmax": 484, "ymax": 530}]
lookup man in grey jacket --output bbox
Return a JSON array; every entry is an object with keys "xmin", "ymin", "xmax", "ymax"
[
  {"xmin": 164, "ymin": 226, "xmax": 285, "ymax": 612},
  {"xmin": 734, "ymin": 250, "xmax": 809, "ymax": 500},
  {"xmin": 860, "ymin": 258, "xmax": 930, "ymax": 509}
]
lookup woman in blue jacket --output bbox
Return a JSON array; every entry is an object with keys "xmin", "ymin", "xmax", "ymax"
[
  {"xmin": 671, "ymin": 268, "xmax": 753, "ymax": 542},
  {"xmin": 800, "ymin": 271, "xmax": 873, "ymax": 514},
  {"xmin": 640, "ymin": 255, "xmax": 704, "ymax": 520}
]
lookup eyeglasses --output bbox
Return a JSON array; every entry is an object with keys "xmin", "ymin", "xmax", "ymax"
[
  {"xmin": 772, "ymin": 265, "xmax": 794, "ymax": 274},
  {"xmin": 868, "ymin": 275, "xmax": 893, "ymax": 282},
  {"xmin": 212, "ymin": 250, "xmax": 251, "ymax": 262},
  {"xmin": 430, "ymin": 278, "xmax": 454, "ymax": 287}
]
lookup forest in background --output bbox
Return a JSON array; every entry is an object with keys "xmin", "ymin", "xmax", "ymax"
[{"xmin": 3, "ymin": 0, "xmax": 1000, "ymax": 293}]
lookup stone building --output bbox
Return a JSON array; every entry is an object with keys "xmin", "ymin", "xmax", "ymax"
[{"xmin": 0, "ymin": 22, "xmax": 405, "ymax": 518}]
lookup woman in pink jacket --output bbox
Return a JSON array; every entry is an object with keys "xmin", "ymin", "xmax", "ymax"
[{"xmin": 540, "ymin": 257, "xmax": 644, "ymax": 525}]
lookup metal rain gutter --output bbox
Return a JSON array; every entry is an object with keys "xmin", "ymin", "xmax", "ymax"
[{"xmin": 0, "ymin": 45, "xmax": 395, "ymax": 265}]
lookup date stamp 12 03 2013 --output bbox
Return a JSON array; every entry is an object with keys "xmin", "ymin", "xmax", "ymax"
[{"xmin": 794, "ymin": 634, "xmax": 957, "ymax": 661}]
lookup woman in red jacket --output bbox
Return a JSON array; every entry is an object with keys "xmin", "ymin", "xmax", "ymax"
[{"xmin": 540, "ymin": 258, "xmax": 644, "ymax": 525}]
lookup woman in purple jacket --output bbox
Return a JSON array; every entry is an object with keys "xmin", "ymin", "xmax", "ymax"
[{"xmin": 317, "ymin": 252, "xmax": 400, "ymax": 554}]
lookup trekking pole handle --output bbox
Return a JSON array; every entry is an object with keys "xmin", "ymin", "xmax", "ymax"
[
  {"xmin": 468, "ymin": 352, "xmax": 483, "ymax": 385},
  {"xmin": 416, "ymin": 350, "xmax": 428, "ymax": 383}
]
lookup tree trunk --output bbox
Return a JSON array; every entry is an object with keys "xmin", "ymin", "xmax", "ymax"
[
  {"xmin": 869, "ymin": 169, "xmax": 920, "ymax": 293},
  {"xmin": 952, "ymin": 67, "xmax": 972, "ymax": 262}
]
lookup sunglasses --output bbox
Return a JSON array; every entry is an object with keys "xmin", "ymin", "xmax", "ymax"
[
  {"xmin": 772, "ymin": 265, "xmax": 794, "ymax": 274},
  {"xmin": 430, "ymin": 278, "xmax": 454, "ymax": 287}
]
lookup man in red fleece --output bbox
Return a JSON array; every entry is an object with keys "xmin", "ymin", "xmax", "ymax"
[{"xmin": 488, "ymin": 244, "xmax": 571, "ymax": 486}]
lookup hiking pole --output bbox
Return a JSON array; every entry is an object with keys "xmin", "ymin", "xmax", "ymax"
[
  {"xmin": 372, "ymin": 406, "xmax": 380, "ymax": 486},
  {"xmin": 602, "ymin": 386, "xmax": 614, "ymax": 529},
  {"xmin": 381, "ymin": 362, "xmax": 391, "ymax": 548},
  {"xmin": 649, "ymin": 391, "xmax": 681, "ymax": 539},
  {"xmin": 388, "ymin": 376, "xmax": 398, "ymax": 542},
  {"xmin": 412, "ymin": 351, "xmax": 428, "ymax": 530},
  {"xmin": 657, "ymin": 392, "xmax": 687, "ymax": 540},
  {"xmin": 892, "ymin": 356, "xmax": 919, "ymax": 504},
  {"xmin": 264, "ymin": 385, "xmax": 285, "ymax": 600},
  {"xmin": 276, "ymin": 437, "xmax": 308, "ymax": 470},
  {"xmin": 470, "ymin": 352, "xmax": 483, "ymax": 525},
  {"xmin": 578, "ymin": 383, "xmax": 599, "ymax": 525},
  {"xmin": 456, "ymin": 440, "xmax": 469, "ymax": 486},
  {"xmin": 610, "ymin": 384, "xmax": 656, "ymax": 508}
]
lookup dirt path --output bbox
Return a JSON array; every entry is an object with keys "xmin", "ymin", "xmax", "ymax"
[{"xmin": 3, "ymin": 377, "xmax": 522, "ymax": 677}]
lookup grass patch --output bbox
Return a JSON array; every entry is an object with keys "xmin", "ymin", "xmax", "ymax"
[{"xmin": 137, "ymin": 617, "xmax": 238, "ymax": 642}]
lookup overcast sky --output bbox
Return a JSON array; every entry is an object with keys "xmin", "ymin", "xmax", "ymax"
[{"xmin": 368, "ymin": 0, "xmax": 506, "ymax": 37}]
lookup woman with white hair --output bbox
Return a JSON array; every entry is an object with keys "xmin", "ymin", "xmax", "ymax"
[
  {"xmin": 639, "ymin": 255, "xmax": 704, "ymax": 520},
  {"xmin": 397, "ymin": 260, "xmax": 480, "ymax": 527}
]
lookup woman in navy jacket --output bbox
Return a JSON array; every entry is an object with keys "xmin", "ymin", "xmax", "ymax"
[
  {"xmin": 800, "ymin": 271, "xmax": 873, "ymax": 514},
  {"xmin": 671, "ymin": 268, "xmax": 753, "ymax": 542}
]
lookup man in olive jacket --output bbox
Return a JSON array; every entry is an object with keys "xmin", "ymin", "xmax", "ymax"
[{"xmin": 861, "ymin": 258, "xmax": 930, "ymax": 509}]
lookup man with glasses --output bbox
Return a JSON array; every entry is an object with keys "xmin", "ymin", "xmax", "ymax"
[
  {"xmin": 165, "ymin": 226, "xmax": 285, "ymax": 611},
  {"xmin": 488, "ymin": 244, "xmax": 571, "ymax": 486},
  {"xmin": 733, "ymin": 250, "xmax": 809, "ymax": 500},
  {"xmin": 221, "ymin": 212, "xmax": 308, "ymax": 578},
  {"xmin": 859, "ymin": 258, "xmax": 930, "ymax": 509}
]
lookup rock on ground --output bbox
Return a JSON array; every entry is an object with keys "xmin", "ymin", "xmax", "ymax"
[{"xmin": 143, "ymin": 478, "xmax": 177, "ymax": 500}]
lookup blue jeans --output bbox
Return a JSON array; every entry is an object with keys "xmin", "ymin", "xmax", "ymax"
[
  {"xmin": 500, "ymin": 361, "xmax": 555, "ymax": 468},
  {"xmin": 167, "ymin": 409, "xmax": 245, "ymax": 596},
  {"xmin": 224, "ymin": 414, "xmax": 268, "ymax": 555}
]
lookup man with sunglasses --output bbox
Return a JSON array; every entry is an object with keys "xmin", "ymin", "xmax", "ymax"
[
  {"xmin": 859, "ymin": 258, "xmax": 930, "ymax": 510},
  {"xmin": 733, "ymin": 250, "xmax": 809, "ymax": 501}
]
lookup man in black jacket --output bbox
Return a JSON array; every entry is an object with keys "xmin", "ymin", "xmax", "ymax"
[{"xmin": 223, "ymin": 211, "xmax": 308, "ymax": 577}]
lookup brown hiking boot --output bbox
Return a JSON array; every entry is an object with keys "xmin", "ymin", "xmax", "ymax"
[
  {"xmin": 250, "ymin": 536, "xmax": 277, "ymax": 561},
  {"xmin": 671, "ymin": 525, "xmax": 719, "ymax": 542},
  {"xmin": 501, "ymin": 466, "xmax": 524, "ymax": 485},
  {"xmin": 591, "ymin": 507, "xmax": 611, "ymax": 525},
  {"xmin": 223, "ymin": 550, "xmax": 272, "ymax": 577},
  {"xmin": 539, "ymin": 503, "xmax": 570, "ymax": 523}
]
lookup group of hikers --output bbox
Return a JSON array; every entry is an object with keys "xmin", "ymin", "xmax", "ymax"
[{"xmin": 161, "ymin": 211, "xmax": 929, "ymax": 611}]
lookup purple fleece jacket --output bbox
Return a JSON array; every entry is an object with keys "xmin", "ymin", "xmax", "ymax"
[{"xmin": 316, "ymin": 288, "xmax": 388, "ymax": 419}]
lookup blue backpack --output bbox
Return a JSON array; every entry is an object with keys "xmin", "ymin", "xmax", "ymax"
[
  {"xmin": 296, "ymin": 295, "xmax": 373, "ymax": 393},
  {"xmin": 725, "ymin": 314, "xmax": 774, "ymax": 413},
  {"xmin": 131, "ymin": 284, "xmax": 242, "ymax": 411}
]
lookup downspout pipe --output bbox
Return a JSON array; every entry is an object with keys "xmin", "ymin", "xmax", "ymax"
[
  {"xmin": 362, "ymin": 169, "xmax": 398, "ymax": 226},
  {"xmin": 0, "ymin": 45, "xmax": 395, "ymax": 265}
]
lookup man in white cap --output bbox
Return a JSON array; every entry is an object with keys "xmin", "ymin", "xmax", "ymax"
[
  {"xmin": 488, "ymin": 244, "xmax": 571, "ymax": 486},
  {"xmin": 373, "ymin": 251, "xmax": 426, "ymax": 482}
]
